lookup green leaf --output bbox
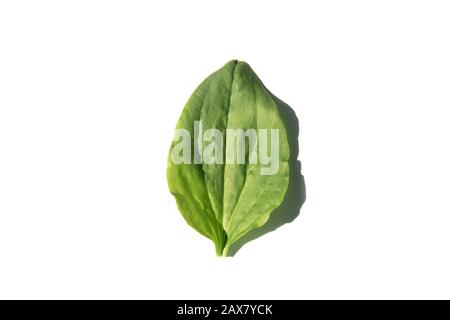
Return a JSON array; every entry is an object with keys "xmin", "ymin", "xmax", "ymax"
[{"xmin": 167, "ymin": 60, "xmax": 290, "ymax": 256}]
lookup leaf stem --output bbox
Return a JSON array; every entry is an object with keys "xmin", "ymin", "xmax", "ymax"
[
  {"xmin": 215, "ymin": 242, "xmax": 224, "ymax": 256},
  {"xmin": 214, "ymin": 230, "xmax": 229, "ymax": 256},
  {"xmin": 222, "ymin": 244, "xmax": 230, "ymax": 257}
]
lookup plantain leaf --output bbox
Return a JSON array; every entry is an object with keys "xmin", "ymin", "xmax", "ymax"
[{"xmin": 167, "ymin": 60, "xmax": 290, "ymax": 256}]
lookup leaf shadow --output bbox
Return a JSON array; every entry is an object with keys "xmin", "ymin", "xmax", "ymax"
[{"xmin": 226, "ymin": 93, "xmax": 306, "ymax": 256}]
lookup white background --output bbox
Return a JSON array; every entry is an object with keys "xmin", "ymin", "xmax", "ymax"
[{"xmin": 1, "ymin": 1, "xmax": 450, "ymax": 299}]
